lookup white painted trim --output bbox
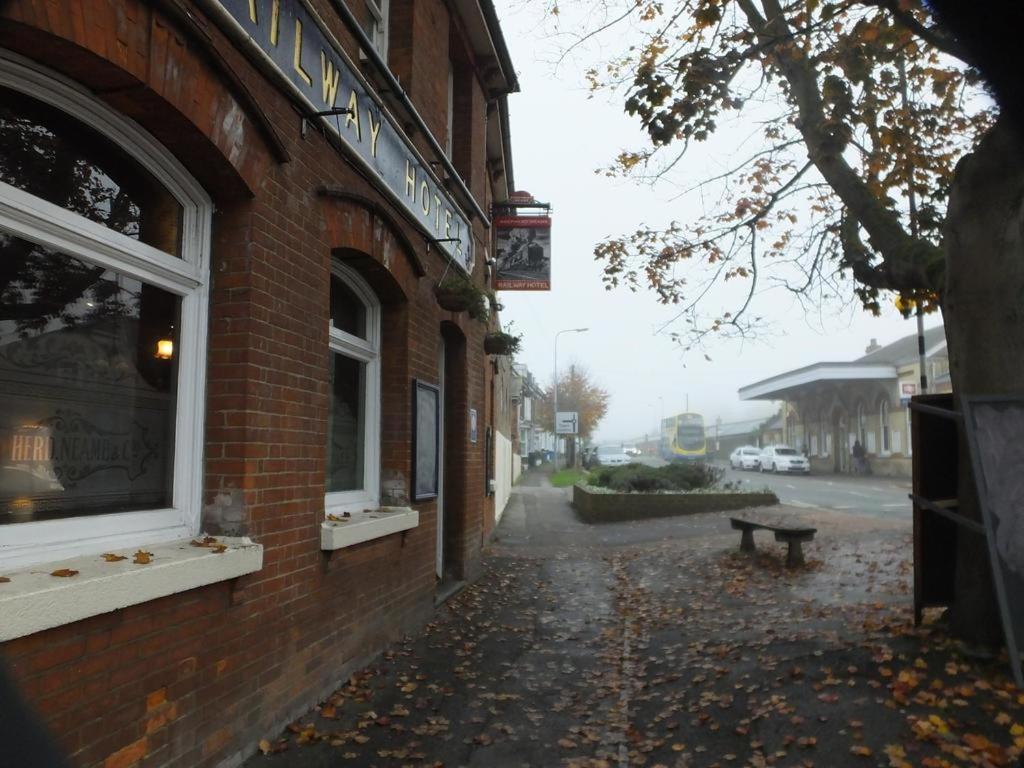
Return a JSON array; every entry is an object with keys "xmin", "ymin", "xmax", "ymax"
[
  {"xmin": 0, "ymin": 537, "xmax": 263, "ymax": 642},
  {"xmin": 0, "ymin": 51, "xmax": 211, "ymax": 266},
  {"xmin": 0, "ymin": 511, "xmax": 190, "ymax": 570},
  {"xmin": 320, "ymin": 507, "xmax": 418, "ymax": 550},
  {"xmin": 365, "ymin": 0, "xmax": 390, "ymax": 58},
  {"xmin": 325, "ymin": 264, "xmax": 381, "ymax": 514},
  {"xmin": 0, "ymin": 54, "xmax": 211, "ymax": 569},
  {"xmin": 0, "ymin": 187, "xmax": 202, "ymax": 292},
  {"xmin": 739, "ymin": 363, "xmax": 896, "ymax": 401}
]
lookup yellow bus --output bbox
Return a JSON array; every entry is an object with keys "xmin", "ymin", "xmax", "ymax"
[{"xmin": 660, "ymin": 413, "xmax": 707, "ymax": 462}]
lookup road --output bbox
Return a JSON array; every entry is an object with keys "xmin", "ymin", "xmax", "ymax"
[{"xmin": 635, "ymin": 454, "xmax": 911, "ymax": 518}]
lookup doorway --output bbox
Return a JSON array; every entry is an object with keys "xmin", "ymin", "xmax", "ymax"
[{"xmin": 437, "ymin": 325, "xmax": 466, "ymax": 593}]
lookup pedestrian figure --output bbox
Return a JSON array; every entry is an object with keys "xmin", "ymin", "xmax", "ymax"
[{"xmin": 852, "ymin": 439, "xmax": 869, "ymax": 474}]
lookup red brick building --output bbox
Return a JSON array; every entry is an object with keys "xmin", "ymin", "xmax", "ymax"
[{"xmin": 0, "ymin": 0, "xmax": 518, "ymax": 764}]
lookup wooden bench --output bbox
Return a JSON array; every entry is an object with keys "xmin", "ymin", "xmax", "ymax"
[{"xmin": 729, "ymin": 517, "xmax": 817, "ymax": 567}]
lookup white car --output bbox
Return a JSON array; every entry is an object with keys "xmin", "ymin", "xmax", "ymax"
[
  {"xmin": 759, "ymin": 445, "xmax": 810, "ymax": 474},
  {"xmin": 596, "ymin": 446, "xmax": 631, "ymax": 466},
  {"xmin": 729, "ymin": 445, "xmax": 762, "ymax": 470}
]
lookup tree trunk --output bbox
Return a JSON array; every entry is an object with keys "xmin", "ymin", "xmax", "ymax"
[{"xmin": 942, "ymin": 116, "xmax": 1024, "ymax": 646}]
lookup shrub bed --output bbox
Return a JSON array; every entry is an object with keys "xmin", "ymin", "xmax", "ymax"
[
  {"xmin": 588, "ymin": 462, "xmax": 725, "ymax": 493},
  {"xmin": 573, "ymin": 463, "xmax": 778, "ymax": 523}
]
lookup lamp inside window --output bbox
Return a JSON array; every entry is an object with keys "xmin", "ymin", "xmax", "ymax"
[{"xmin": 156, "ymin": 338, "xmax": 174, "ymax": 359}]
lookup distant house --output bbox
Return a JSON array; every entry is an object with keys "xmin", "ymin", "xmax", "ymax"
[
  {"xmin": 738, "ymin": 326, "xmax": 950, "ymax": 478},
  {"xmin": 512, "ymin": 363, "xmax": 552, "ymax": 467}
]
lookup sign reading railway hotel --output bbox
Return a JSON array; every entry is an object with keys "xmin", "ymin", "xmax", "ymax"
[{"xmin": 213, "ymin": 0, "xmax": 474, "ymax": 270}]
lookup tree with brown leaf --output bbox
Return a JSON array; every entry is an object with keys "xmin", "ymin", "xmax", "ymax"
[
  {"xmin": 534, "ymin": 364, "xmax": 610, "ymax": 447},
  {"xmin": 548, "ymin": 0, "xmax": 1023, "ymax": 645}
]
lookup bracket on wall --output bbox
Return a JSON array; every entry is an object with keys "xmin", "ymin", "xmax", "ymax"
[
  {"xmin": 301, "ymin": 107, "xmax": 356, "ymax": 139},
  {"xmin": 425, "ymin": 237, "xmax": 464, "ymax": 257}
]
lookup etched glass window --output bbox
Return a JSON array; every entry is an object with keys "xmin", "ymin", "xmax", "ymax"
[
  {"xmin": 0, "ymin": 85, "xmax": 183, "ymax": 256},
  {"xmin": 0, "ymin": 235, "xmax": 179, "ymax": 523}
]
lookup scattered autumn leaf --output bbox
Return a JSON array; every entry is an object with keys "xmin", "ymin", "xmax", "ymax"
[
  {"xmin": 0, "ymin": 576, "xmax": 9, "ymax": 583},
  {"xmin": 50, "ymin": 568, "xmax": 78, "ymax": 577},
  {"xmin": 133, "ymin": 550, "xmax": 154, "ymax": 565},
  {"xmin": 101, "ymin": 553, "xmax": 127, "ymax": 562}
]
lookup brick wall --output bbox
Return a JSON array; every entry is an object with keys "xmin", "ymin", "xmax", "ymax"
[{"xmin": 0, "ymin": 0, "xmax": 502, "ymax": 766}]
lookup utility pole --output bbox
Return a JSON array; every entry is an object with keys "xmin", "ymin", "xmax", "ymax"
[{"xmin": 899, "ymin": 55, "xmax": 928, "ymax": 396}]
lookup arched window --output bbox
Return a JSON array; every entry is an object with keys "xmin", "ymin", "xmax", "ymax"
[
  {"xmin": 856, "ymin": 402, "xmax": 867, "ymax": 444},
  {"xmin": 880, "ymin": 398, "xmax": 892, "ymax": 454},
  {"xmin": 0, "ymin": 53, "xmax": 210, "ymax": 568},
  {"xmin": 326, "ymin": 263, "xmax": 381, "ymax": 512}
]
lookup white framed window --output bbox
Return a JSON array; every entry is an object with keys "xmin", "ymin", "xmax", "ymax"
[
  {"xmin": 0, "ymin": 52, "xmax": 210, "ymax": 569},
  {"xmin": 880, "ymin": 398, "xmax": 892, "ymax": 455},
  {"xmin": 365, "ymin": 0, "xmax": 390, "ymax": 58},
  {"xmin": 326, "ymin": 263, "xmax": 381, "ymax": 515}
]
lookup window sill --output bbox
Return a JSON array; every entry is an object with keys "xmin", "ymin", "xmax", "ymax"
[
  {"xmin": 0, "ymin": 537, "xmax": 263, "ymax": 642},
  {"xmin": 321, "ymin": 507, "xmax": 418, "ymax": 550}
]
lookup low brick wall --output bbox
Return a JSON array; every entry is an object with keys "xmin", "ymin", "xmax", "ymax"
[{"xmin": 572, "ymin": 484, "xmax": 779, "ymax": 523}]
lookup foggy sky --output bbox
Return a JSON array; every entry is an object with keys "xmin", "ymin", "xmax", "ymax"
[{"xmin": 493, "ymin": 0, "xmax": 943, "ymax": 444}]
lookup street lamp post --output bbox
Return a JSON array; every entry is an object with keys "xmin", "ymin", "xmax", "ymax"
[{"xmin": 553, "ymin": 327, "xmax": 589, "ymax": 471}]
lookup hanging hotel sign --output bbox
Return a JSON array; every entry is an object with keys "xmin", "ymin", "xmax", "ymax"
[
  {"xmin": 212, "ymin": 0, "xmax": 473, "ymax": 271},
  {"xmin": 495, "ymin": 214, "xmax": 551, "ymax": 290}
]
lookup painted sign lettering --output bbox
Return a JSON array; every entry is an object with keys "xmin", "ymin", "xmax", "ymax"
[{"xmin": 215, "ymin": 0, "xmax": 473, "ymax": 271}]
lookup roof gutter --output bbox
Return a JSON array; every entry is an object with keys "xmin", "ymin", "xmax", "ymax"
[
  {"xmin": 478, "ymin": 0, "xmax": 519, "ymax": 94},
  {"xmin": 498, "ymin": 93, "xmax": 515, "ymax": 195},
  {"xmin": 327, "ymin": 0, "xmax": 490, "ymax": 226}
]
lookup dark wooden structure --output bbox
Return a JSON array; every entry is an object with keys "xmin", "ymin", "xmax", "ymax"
[{"xmin": 910, "ymin": 394, "xmax": 965, "ymax": 624}]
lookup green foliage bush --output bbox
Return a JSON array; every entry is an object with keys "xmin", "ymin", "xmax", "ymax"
[{"xmin": 588, "ymin": 462, "xmax": 723, "ymax": 492}]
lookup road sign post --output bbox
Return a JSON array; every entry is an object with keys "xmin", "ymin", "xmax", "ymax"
[{"xmin": 555, "ymin": 411, "xmax": 578, "ymax": 435}]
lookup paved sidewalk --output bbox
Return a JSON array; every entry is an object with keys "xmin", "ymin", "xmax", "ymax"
[{"xmin": 244, "ymin": 471, "xmax": 1023, "ymax": 767}]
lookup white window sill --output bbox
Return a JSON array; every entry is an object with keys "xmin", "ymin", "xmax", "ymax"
[
  {"xmin": 0, "ymin": 536, "xmax": 263, "ymax": 642},
  {"xmin": 321, "ymin": 507, "xmax": 418, "ymax": 550}
]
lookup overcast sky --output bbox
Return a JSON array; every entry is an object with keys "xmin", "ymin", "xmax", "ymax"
[{"xmin": 493, "ymin": 0, "xmax": 943, "ymax": 444}]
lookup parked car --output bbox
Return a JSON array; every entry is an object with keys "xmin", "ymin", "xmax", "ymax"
[
  {"xmin": 595, "ymin": 445, "xmax": 631, "ymax": 466},
  {"xmin": 759, "ymin": 445, "xmax": 810, "ymax": 474},
  {"xmin": 729, "ymin": 445, "xmax": 762, "ymax": 470}
]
